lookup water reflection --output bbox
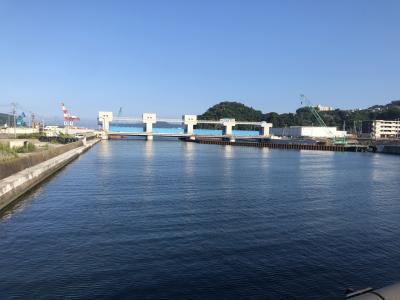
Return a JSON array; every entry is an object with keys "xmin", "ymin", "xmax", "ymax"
[
  {"xmin": 0, "ymin": 182, "xmax": 47, "ymax": 220},
  {"xmin": 184, "ymin": 142, "xmax": 195, "ymax": 161},
  {"xmin": 370, "ymin": 153, "xmax": 396, "ymax": 183},
  {"xmin": 144, "ymin": 140, "xmax": 153, "ymax": 160},
  {"xmin": 97, "ymin": 140, "xmax": 112, "ymax": 159},
  {"xmin": 143, "ymin": 140, "xmax": 154, "ymax": 177},
  {"xmin": 260, "ymin": 147, "xmax": 271, "ymax": 158},
  {"xmin": 259, "ymin": 147, "xmax": 271, "ymax": 169},
  {"xmin": 183, "ymin": 142, "xmax": 195, "ymax": 177},
  {"xmin": 223, "ymin": 146, "xmax": 234, "ymax": 190},
  {"xmin": 2, "ymin": 141, "xmax": 400, "ymax": 300},
  {"xmin": 224, "ymin": 145, "xmax": 234, "ymax": 159}
]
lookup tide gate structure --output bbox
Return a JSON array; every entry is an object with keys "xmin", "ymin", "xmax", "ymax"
[{"xmin": 98, "ymin": 112, "xmax": 272, "ymax": 141}]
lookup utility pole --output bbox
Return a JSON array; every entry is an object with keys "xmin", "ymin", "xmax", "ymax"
[
  {"xmin": 31, "ymin": 112, "xmax": 35, "ymax": 128},
  {"xmin": 11, "ymin": 102, "xmax": 17, "ymax": 139}
]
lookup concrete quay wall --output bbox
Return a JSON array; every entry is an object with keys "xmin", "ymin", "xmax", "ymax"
[
  {"xmin": 0, "ymin": 141, "xmax": 84, "ymax": 180},
  {"xmin": 377, "ymin": 145, "xmax": 400, "ymax": 155},
  {"xmin": 0, "ymin": 139, "xmax": 99, "ymax": 212}
]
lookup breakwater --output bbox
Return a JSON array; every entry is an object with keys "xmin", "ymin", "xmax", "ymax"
[
  {"xmin": 185, "ymin": 138, "xmax": 349, "ymax": 152},
  {"xmin": 0, "ymin": 139, "xmax": 99, "ymax": 212},
  {"xmin": 376, "ymin": 144, "xmax": 400, "ymax": 155}
]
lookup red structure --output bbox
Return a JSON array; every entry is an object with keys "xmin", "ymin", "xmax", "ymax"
[{"xmin": 61, "ymin": 102, "xmax": 80, "ymax": 127}]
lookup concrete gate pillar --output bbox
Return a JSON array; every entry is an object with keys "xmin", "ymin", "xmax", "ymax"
[
  {"xmin": 98, "ymin": 112, "xmax": 113, "ymax": 140},
  {"xmin": 143, "ymin": 113, "xmax": 156, "ymax": 141},
  {"xmin": 221, "ymin": 118, "xmax": 236, "ymax": 142},
  {"xmin": 221, "ymin": 118, "xmax": 235, "ymax": 136},
  {"xmin": 259, "ymin": 122, "xmax": 273, "ymax": 137},
  {"xmin": 183, "ymin": 115, "xmax": 197, "ymax": 136}
]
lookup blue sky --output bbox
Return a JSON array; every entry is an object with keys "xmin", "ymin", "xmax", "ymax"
[{"xmin": 0, "ymin": 0, "xmax": 399, "ymax": 123}]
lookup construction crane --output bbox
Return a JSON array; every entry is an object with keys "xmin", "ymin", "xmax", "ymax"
[
  {"xmin": 61, "ymin": 102, "xmax": 80, "ymax": 127},
  {"xmin": 300, "ymin": 94, "xmax": 346, "ymax": 145}
]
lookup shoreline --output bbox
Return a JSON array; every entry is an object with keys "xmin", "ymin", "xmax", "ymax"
[{"xmin": 0, "ymin": 139, "xmax": 100, "ymax": 212}]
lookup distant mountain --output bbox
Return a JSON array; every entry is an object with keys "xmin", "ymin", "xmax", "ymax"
[{"xmin": 198, "ymin": 100, "xmax": 400, "ymax": 133}]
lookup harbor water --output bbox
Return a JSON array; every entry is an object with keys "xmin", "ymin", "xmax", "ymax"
[{"xmin": 1, "ymin": 140, "xmax": 400, "ymax": 299}]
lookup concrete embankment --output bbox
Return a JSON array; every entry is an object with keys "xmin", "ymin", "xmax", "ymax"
[
  {"xmin": 0, "ymin": 139, "xmax": 100, "ymax": 212},
  {"xmin": 0, "ymin": 141, "xmax": 84, "ymax": 180},
  {"xmin": 376, "ymin": 144, "xmax": 400, "ymax": 155}
]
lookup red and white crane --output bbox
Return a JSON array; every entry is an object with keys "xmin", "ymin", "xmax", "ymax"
[{"xmin": 61, "ymin": 102, "xmax": 80, "ymax": 127}]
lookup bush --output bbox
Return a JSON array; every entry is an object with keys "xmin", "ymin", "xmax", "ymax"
[
  {"xmin": 38, "ymin": 133, "xmax": 78, "ymax": 144},
  {"xmin": 15, "ymin": 142, "xmax": 36, "ymax": 153},
  {"xmin": 0, "ymin": 144, "xmax": 18, "ymax": 160},
  {"xmin": 17, "ymin": 133, "xmax": 45, "ymax": 139}
]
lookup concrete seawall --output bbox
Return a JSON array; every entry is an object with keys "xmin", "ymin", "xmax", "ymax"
[
  {"xmin": 0, "ymin": 139, "xmax": 100, "ymax": 212},
  {"xmin": 0, "ymin": 141, "xmax": 84, "ymax": 180},
  {"xmin": 377, "ymin": 144, "xmax": 400, "ymax": 155}
]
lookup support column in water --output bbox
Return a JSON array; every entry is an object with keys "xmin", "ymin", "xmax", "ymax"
[
  {"xmin": 98, "ymin": 111, "xmax": 113, "ymax": 140},
  {"xmin": 143, "ymin": 113, "xmax": 156, "ymax": 141},
  {"xmin": 221, "ymin": 118, "xmax": 236, "ymax": 142},
  {"xmin": 183, "ymin": 115, "xmax": 197, "ymax": 136},
  {"xmin": 259, "ymin": 121, "xmax": 273, "ymax": 137}
]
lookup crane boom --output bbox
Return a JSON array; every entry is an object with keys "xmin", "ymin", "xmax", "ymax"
[
  {"xmin": 61, "ymin": 102, "xmax": 80, "ymax": 127},
  {"xmin": 300, "ymin": 94, "xmax": 346, "ymax": 145}
]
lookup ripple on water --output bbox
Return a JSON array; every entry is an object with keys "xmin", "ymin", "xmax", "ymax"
[{"xmin": 1, "ymin": 140, "xmax": 400, "ymax": 299}]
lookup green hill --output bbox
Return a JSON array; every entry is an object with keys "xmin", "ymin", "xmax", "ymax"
[
  {"xmin": 198, "ymin": 100, "xmax": 400, "ymax": 133},
  {"xmin": 199, "ymin": 101, "xmax": 263, "ymax": 121}
]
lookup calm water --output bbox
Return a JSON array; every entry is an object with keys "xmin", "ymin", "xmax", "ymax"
[{"xmin": 1, "ymin": 140, "xmax": 400, "ymax": 299}]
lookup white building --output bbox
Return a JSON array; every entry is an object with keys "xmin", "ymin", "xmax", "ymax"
[
  {"xmin": 315, "ymin": 104, "xmax": 333, "ymax": 112},
  {"xmin": 44, "ymin": 125, "xmax": 95, "ymax": 137},
  {"xmin": 271, "ymin": 126, "xmax": 346, "ymax": 138},
  {"xmin": 363, "ymin": 120, "xmax": 400, "ymax": 139}
]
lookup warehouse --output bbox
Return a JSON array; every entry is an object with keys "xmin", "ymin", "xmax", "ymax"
[{"xmin": 270, "ymin": 126, "xmax": 347, "ymax": 138}]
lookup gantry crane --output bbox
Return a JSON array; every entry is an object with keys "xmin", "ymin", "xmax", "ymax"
[{"xmin": 61, "ymin": 102, "xmax": 80, "ymax": 127}]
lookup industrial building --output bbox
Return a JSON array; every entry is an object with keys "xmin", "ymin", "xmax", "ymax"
[
  {"xmin": 270, "ymin": 126, "xmax": 346, "ymax": 138},
  {"xmin": 362, "ymin": 120, "xmax": 400, "ymax": 139}
]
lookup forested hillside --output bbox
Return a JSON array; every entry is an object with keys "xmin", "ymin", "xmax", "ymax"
[
  {"xmin": 198, "ymin": 101, "xmax": 400, "ymax": 132},
  {"xmin": 199, "ymin": 102, "xmax": 263, "ymax": 122}
]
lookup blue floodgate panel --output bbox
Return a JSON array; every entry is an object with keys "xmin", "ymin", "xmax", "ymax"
[
  {"xmin": 109, "ymin": 125, "xmax": 259, "ymax": 136},
  {"xmin": 109, "ymin": 126, "xmax": 144, "ymax": 133}
]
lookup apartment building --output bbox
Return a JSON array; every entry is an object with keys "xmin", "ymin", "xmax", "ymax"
[{"xmin": 362, "ymin": 120, "xmax": 400, "ymax": 138}]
